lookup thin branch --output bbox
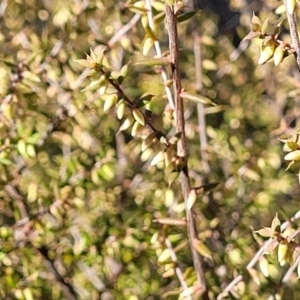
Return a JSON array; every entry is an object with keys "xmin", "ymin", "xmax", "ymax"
[
  {"xmin": 282, "ymin": 254, "xmax": 300, "ymax": 283},
  {"xmin": 107, "ymin": 14, "xmax": 141, "ymax": 48},
  {"xmin": 96, "ymin": 66, "xmax": 169, "ymax": 144},
  {"xmin": 37, "ymin": 246, "xmax": 78, "ymax": 300},
  {"xmin": 145, "ymin": 0, "xmax": 175, "ymax": 109},
  {"xmin": 165, "ymin": 4, "xmax": 207, "ymax": 295},
  {"xmin": 190, "ymin": 1, "xmax": 211, "ymax": 175},
  {"xmin": 165, "ymin": 238, "xmax": 191, "ymax": 299},
  {"xmin": 283, "ymin": 0, "xmax": 300, "ymax": 70}
]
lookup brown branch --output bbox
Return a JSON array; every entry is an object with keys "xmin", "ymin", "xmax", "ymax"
[
  {"xmin": 37, "ymin": 246, "xmax": 78, "ymax": 300},
  {"xmin": 283, "ymin": 0, "xmax": 300, "ymax": 70},
  {"xmin": 96, "ymin": 66, "xmax": 169, "ymax": 145},
  {"xmin": 165, "ymin": 238, "xmax": 191, "ymax": 299},
  {"xmin": 165, "ymin": 4, "xmax": 207, "ymax": 295}
]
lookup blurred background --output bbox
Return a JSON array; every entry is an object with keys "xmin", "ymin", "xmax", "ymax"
[{"xmin": 0, "ymin": 0, "xmax": 300, "ymax": 299}]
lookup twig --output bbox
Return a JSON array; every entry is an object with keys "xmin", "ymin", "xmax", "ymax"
[
  {"xmin": 283, "ymin": 0, "xmax": 300, "ymax": 70},
  {"xmin": 165, "ymin": 238, "xmax": 191, "ymax": 299},
  {"xmin": 282, "ymin": 254, "xmax": 300, "ymax": 283},
  {"xmin": 145, "ymin": 0, "xmax": 175, "ymax": 109},
  {"xmin": 107, "ymin": 14, "xmax": 141, "ymax": 48},
  {"xmin": 165, "ymin": 4, "xmax": 207, "ymax": 295}
]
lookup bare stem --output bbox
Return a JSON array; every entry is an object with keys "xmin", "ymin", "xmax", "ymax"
[{"xmin": 165, "ymin": 4, "xmax": 207, "ymax": 294}]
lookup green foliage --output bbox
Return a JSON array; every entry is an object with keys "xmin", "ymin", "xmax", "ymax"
[{"xmin": 1, "ymin": 0, "xmax": 300, "ymax": 299}]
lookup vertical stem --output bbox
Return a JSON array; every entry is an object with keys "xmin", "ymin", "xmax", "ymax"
[
  {"xmin": 283, "ymin": 0, "xmax": 300, "ymax": 70},
  {"xmin": 165, "ymin": 4, "xmax": 207, "ymax": 294}
]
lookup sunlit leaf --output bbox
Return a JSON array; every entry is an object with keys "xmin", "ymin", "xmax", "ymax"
[
  {"xmin": 177, "ymin": 11, "xmax": 197, "ymax": 23},
  {"xmin": 193, "ymin": 239, "xmax": 213, "ymax": 260},
  {"xmin": 254, "ymin": 227, "xmax": 273, "ymax": 238},
  {"xmin": 180, "ymin": 91, "xmax": 216, "ymax": 105}
]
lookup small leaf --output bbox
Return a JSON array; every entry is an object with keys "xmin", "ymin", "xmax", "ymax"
[
  {"xmin": 286, "ymin": 0, "xmax": 296, "ymax": 14},
  {"xmin": 110, "ymin": 70, "xmax": 122, "ymax": 80},
  {"xmin": 180, "ymin": 91, "xmax": 216, "ymax": 105},
  {"xmin": 193, "ymin": 239, "xmax": 213, "ymax": 260},
  {"xmin": 74, "ymin": 59, "xmax": 93, "ymax": 68},
  {"xmin": 252, "ymin": 13, "xmax": 262, "ymax": 27},
  {"xmin": 278, "ymin": 242, "xmax": 288, "ymax": 266},
  {"xmin": 165, "ymin": 0, "xmax": 174, "ymax": 5},
  {"xmin": 142, "ymin": 132, "xmax": 156, "ymax": 151},
  {"xmin": 162, "ymin": 267, "xmax": 175, "ymax": 278},
  {"xmin": 158, "ymin": 249, "xmax": 172, "ymax": 264},
  {"xmin": 104, "ymin": 94, "xmax": 118, "ymax": 111},
  {"xmin": 254, "ymin": 227, "xmax": 273, "ymax": 238},
  {"xmin": 258, "ymin": 44, "xmax": 275, "ymax": 65},
  {"xmin": 133, "ymin": 57, "xmax": 170, "ymax": 66},
  {"xmin": 273, "ymin": 20, "xmax": 283, "ymax": 37},
  {"xmin": 131, "ymin": 121, "xmax": 143, "ymax": 137},
  {"xmin": 26, "ymin": 144, "xmax": 36, "ymax": 158},
  {"xmin": 151, "ymin": 151, "xmax": 165, "ymax": 166},
  {"xmin": 142, "ymin": 37, "xmax": 154, "ymax": 56},
  {"xmin": 187, "ymin": 189, "xmax": 197, "ymax": 210},
  {"xmin": 23, "ymin": 287, "xmax": 34, "ymax": 300},
  {"xmin": 273, "ymin": 46, "xmax": 284, "ymax": 66},
  {"xmin": 286, "ymin": 140, "xmax": 299, "ymax": 151},
  {"xmin": 284, "ymin": 150, "xmax": 300, "ymax": 161},
  {"xmin": 164, "ymin": 147, "xmax": 174, "ymax": 167},
  {"xmin": 0, "ymin": 157, "xmax": 12, "ymax": 165},
  {"xmin": 130, "ymin": 6, "xmax": 147, "ymax": 15},
  {"xmin": 259, "ymin": 257, "xmax": 269, "ymax": 277},
  {"xmin": 159, "ymin": 135, "xmax": 168, "ymax": 145},
  {"xmin": 17, "ymin": 140, "xmax": 27, "ymax": 158},
  {"xmin": 120, "ymin": 63, "xmax": 130, "ymax": 77},
  {"xmin": 286, "ymin": 160, "xmax": 300, "ymax": 171},
  {"xmin": 100, "ymin": 164, "xmax": 115, "ymax": 181},
  {"xmin": 168, "ymin": 171, "xmax": 179, "ymax": 186},
  {"xmin": 118, "ymin": 116, "xmax": 134, "ymax": 133},
  {"xmin": 22, "ymin": 71, "xmax": 41, "ymax": 83},
  {"xmin": 275, "ymin": 4, "xmax": 286, "ymax": 14},
  {"xmin": 202, "ymin": 59, "xmax": 218, "ymax": 71},
  {"xmin": 132, "ymin": 108, "xmax": 145, "ymax": 126},
  {"xmin": 261, "ymin": 16, "xmax": 271, "ymax": 35},
  {"xmin": 177, "ymin": 11, "xmax": 197, "ymax": 23},
  {"xmin": 116, "ymin": 100, "xmax": 126, "ymax": 120},
  {"xmin": 271, "ymin": 214, "xmax": 281, "ymax": 233}
]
